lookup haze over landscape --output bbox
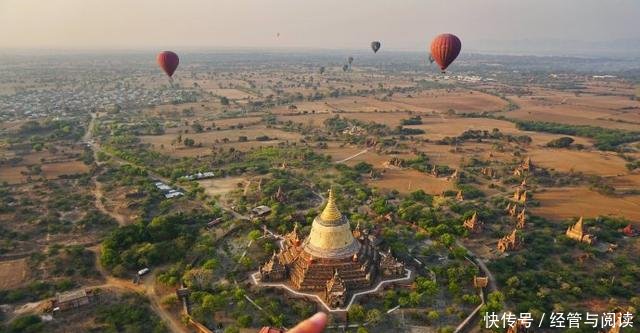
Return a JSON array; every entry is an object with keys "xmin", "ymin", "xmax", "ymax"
[{"xmin": 2, "ymin": 0, "xmax": 640, "ymax": 56}]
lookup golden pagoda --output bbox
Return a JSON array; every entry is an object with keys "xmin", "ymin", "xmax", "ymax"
[
  {"xmin": 463, "ymin": 212, "xmax": 483, "ymax": 233},
  {"xmin": 258, "ymin": 189, "xmax": 405, "ymax": 306},
  {"xmin": 497, "ymin": 229, "xmax": 521, "ymax": 253},
  {"xmin": 566, "ymin": 217, "xmax": 595, "ymax": 245}
]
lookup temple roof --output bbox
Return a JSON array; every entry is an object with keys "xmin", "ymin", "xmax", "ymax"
[
  {"xmin": 304, "ymin": 189, "xmax": 360, "ymax": 259},
  {"xmin": 320, "ymin": 189, "xmax": 342, "ymax": 222}
]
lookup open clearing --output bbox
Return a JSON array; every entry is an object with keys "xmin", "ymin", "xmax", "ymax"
[
  {"xmin": 532, "ymin": 187, "xmax": 640, "ymax": 223},
  {"xmin": 41, "ymin": 161, "xmax": 90, "ymax": 178},
  {"xmin": 502, "ymin": 92, "xmax": 640, "ymax": 131},
  {"xmin": 198, "ymin": 176, "xmax": 246, "ymax": 197},
  {"xmin": 0, "ymin": 258, "xmax": 30, "ymax": 290},
  {"xmin": 0, "ymin": 166, "xmax": 29, "ymax": 184},
  {"xmin": 527, "ymin": 149, "xmax": 629, "ymax": 176},
  {"xmin": 367, "ymin": 169, "xmax": 454, "ymax": 195}
]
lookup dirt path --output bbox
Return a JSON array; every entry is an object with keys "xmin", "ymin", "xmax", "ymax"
[
  {"xmin": 87, "ymin": 245, "xmax": 188, "ymax": 333},
  {"xmin": 92, "ymin": 178, "xmax": 128, "ymax": 226},
  {"xmin": 335, "ymin": 148, "xmax": 369, "ymax": 163}
]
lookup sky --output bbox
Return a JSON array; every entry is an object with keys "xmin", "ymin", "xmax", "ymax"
[{"xmin": 1, "ymin": 0, "xmax": 640, "ymax": 55}]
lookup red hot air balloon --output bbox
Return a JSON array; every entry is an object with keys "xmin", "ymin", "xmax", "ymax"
[
  {"xmin": 429, "ymin": 34, "xmax": 461, "ymax": 73},
  {"xmin": 157, "ymin": 51, "xmax": 179, "ymax": 78}
]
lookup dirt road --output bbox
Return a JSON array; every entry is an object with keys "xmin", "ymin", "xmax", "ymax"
[{"xmin": 87, "ymin": 245, "xmax": 188, "ymax": 333}]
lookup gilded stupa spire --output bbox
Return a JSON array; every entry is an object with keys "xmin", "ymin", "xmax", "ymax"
[
  {"xmin": 574, "ymin": 217, "xmax": 584, "ymax": 231},
  {"xmin": 320, "ymin": 188, "xmax": 342, "ymax": 222}
]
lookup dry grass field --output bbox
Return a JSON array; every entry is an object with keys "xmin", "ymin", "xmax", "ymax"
[
  {"xmin": 526, "ymin": 149, "xmax": 629, "ymax": 176},
  {"xmin": 0, "ymin": 166, "xmax": 29, "ymax": 184},
  {"xmin": 367, "ymin": 168, "xmax": 454, "ymax": 195},
  {"xmin": 503, "ymin": 90, "xmax": 640, "ymax": 131},
  {"xmin": 139, "ymin": 126, "xmax": 303, "ymax": 157},
  {"xmin": 391, "ymin": 89, "xmax": 508, "ymax": 113},
  {"xmin": 198, "ymin": 176, "xmax": 246, "ymax": 197},
  {"xmin": 41, "ymin": 161, "xmax": 90, "ymax": 178},
  {"xmin": 532, "ymin": 187, "xmax": 640, "ymax": 223},
  {"xmin": 0, "ymin": 258, "xmax": 30, "ymax": 290}
]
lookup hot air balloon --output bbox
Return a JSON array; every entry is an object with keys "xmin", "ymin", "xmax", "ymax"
[
  {"xmin": 319, "ymin": 66, "xmax": 326, "ymax": 74},
  {"xmin": 430, "ymin": 34, "xmax": 461, "ymax": 72},
  {"xmin": 371, "ymin": 41, "xmax": 381, "ymax": 53},
  {"xmin": 276, "ymin": 32, "xmax": 280, "ymax": 38},
  {"xmin": 428, "ymin": 53, "xmax": 435, "ymax": 64},
  {"xmin": 347, "ymin": 56, "xmax": 354, "ymax": 65},
  {"xmin": 342, "ymin": 64, "xmax": 349, "ymax": 72},
  {"xmin": 157, "ymin": 51, "xmax": 179, "ymax": 79}
]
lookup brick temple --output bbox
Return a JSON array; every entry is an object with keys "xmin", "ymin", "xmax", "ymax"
[{"xmin": 259, "ymin": 189, "xmax": 405, "ymax": 308}]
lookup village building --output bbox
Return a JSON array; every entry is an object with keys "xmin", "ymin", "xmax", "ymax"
[
  {"xmin": 463, "ymin": 212, "xmax": 483, "ymax": 233},
  {"xmin": 497, "ymin": 229, "xmax": 521, "ymax": 253},
  {"xmin": 52, "ymin": 288, "xmax": 99, "ymax": 312},
  {"xmin": 566, "ymin": 217, "xmax": 595, "ymax": 245},
  {"xmin": 258, "ymin": 189, "xmax": 405, "ymax": 305},
  {"xmin": 251, "ymin": 205, "xmax": 272, "ymax": 217}
]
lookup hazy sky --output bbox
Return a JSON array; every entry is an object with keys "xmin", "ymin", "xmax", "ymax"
[{"xmin": 2, "ymin": 0, "xmax": 639, "ymax": 52}]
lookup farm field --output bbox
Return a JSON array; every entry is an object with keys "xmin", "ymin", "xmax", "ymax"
[{"xmin": 532, "ymin": 187, "xmax": 640, "ymax": 223}]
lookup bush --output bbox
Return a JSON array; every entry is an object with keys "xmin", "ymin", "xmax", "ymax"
[
  {"xmin": 7, "ymin": 315, "xmax": 44, "ymax": 333},
  {"xmin": 546, "ymin": 136, "xmax": 574, "ymax": 148},
  {"xmin": 348, "ymin": 304, "xmax": 366, "ymax": 322}
]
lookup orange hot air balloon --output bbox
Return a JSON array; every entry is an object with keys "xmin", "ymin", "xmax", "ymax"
[
  {"xmin": 157, "ymin": 51, "xmax": 179, "ymax": 78},
  {"xmin": 430, "ymin": 34, "xmax": 461, "ymax": 72}
]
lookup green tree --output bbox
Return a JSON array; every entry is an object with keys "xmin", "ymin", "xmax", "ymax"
[
  {"xmin": 366, "ymin": 309, "xmax": 382, "ymax": 325},
  {"xmin": 8, "ymin": 315, "xmax": 43, "ymax": 333},
  {"xmin": 348, "ymin": 304, "xmax": 366, "ymax": 322}
]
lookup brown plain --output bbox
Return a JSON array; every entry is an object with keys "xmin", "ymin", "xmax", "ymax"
[
  {"xmin": 0, "ymin": 258, "xmax": 30, "ymax": 290},
  {"xmin": 532, "ymin": 187, "xmax": 640, "ymax": 223}
]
